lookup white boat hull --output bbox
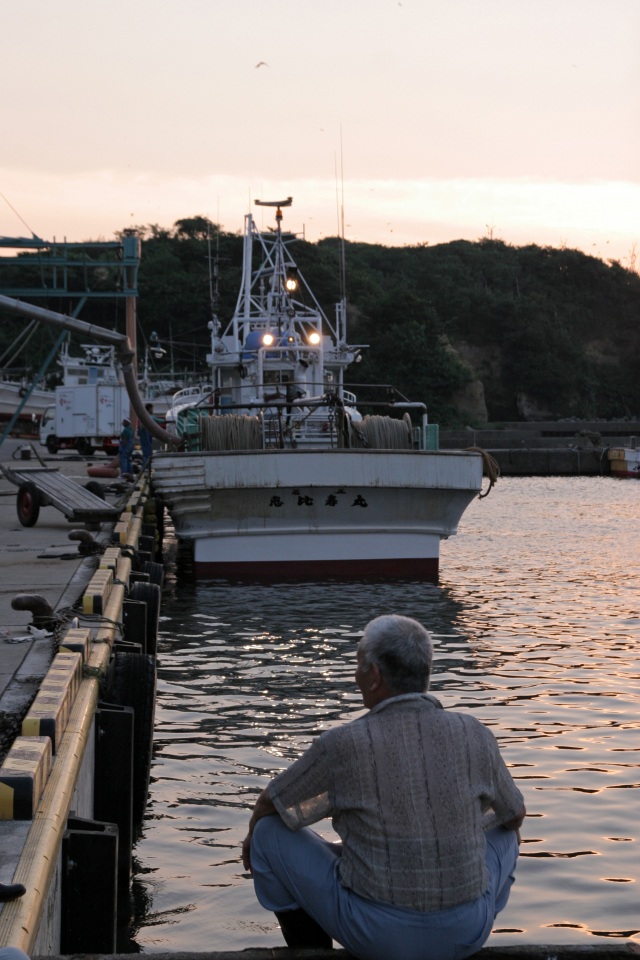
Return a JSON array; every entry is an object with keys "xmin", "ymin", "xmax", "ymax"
[
  {"xmin": 0, "ymin": 381, "xmax": 53, "ymax": 419},
  {"xmin": 152, "ymin": 448, "xmax": 482, "ymax": 579}
]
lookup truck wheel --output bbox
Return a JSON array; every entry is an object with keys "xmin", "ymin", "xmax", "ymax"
[
  {"xmin": 17, "ymin": 484, "xmax": 41, "ymax": 527},
  {"xmin": 46, "ymin": 435, "xmax": 59, "ymax": 455},
  {"xmin": 76, "ymin": 437, "xmax": 95, "ymax": 456}
]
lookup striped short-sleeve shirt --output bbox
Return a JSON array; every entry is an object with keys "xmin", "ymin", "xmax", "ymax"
[{"xmin": 268, "ymin": 693, "xmax": 524, "ymax": 912}]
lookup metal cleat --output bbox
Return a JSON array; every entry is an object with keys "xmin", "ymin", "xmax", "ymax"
[
  {"xmin": 11, "ymin": 594, "xmax": 56, "ymax": 630},
  {"xmin": 68, "ymin": 529, "xmax": 102, "ymax": 556}
]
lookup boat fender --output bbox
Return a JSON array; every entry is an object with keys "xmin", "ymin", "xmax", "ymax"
[
  {"xmin": 106, "ymin": 651, "xmax": 156, "ymax": 830},
  {"xmin": 87, "ymin": 465, "xmax": 119, "ymax": 478},
  {"xmin": 127, "ymin": 580, "xmax": 161, "ymax": 656},
  {"xmin": 142, "ymin": 560, "xmax": 165, "ymax": 588}
]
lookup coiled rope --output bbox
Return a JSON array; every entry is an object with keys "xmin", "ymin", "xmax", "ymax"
[
  {"xmin": 349, "ymin": 415, "xmax": 413, "ymax": 449},
  {"xmin": 464, "ymin": 446, "xmax": 500, "ymax": 498},
  {"xmin": 200, "ymin": 414, "xmax": 263, "ymax": 451}
]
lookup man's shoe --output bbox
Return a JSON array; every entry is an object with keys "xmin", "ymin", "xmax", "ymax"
[
  {"xmin": 274, "ymin": 908, "xmax": 332, "ymax": 949},
  {"xmin": 0, "ymin": 883, "xmax": 26, "ymax": 902}
]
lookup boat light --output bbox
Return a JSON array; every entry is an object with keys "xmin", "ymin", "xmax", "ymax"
[
  {"xmin": 308, "ymin": 332, "xmax": 321, "ymax": 345},
  {"xmin": 285, "ymin": 266, "xmax": 298, "ymax": 292},
  {"xmin": 262, "ymin": 333, "xmax": 275, "ymax": 346}
]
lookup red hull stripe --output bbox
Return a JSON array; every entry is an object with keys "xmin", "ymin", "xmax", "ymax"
[{"xmin": 193, "ymin": 556, "xmax": 439, "ymax": 581}]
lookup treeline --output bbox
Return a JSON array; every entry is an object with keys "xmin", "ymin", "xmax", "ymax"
[{"xmin": 2, "ymin": 215, "xmax": 639, "ymax": 425}]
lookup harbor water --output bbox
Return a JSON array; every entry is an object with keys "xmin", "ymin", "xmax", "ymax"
[{"xmin": 131, "ymin": 475, "xmax": 639, "ymax": 951}]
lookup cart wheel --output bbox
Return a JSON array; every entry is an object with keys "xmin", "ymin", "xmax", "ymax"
[
  {"xmin": 17, "ymin": 483, "xmax": 41, "ymax": 527},
  {"xmin": 84, "ymin": 481, "xmax": 106, "ymax": 500},
  {"xmin": 46, "ymin": 434, "xmax": 59, "ymax": 455}
]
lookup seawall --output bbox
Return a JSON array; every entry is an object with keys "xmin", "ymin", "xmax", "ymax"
[{"xmin": 440, "ymin": 420, "xmax": 640, "ymax": 476}]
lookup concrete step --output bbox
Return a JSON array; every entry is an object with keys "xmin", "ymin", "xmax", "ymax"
[{"xmin": 35, "ymin": 944, "xmax": 640, "ymax": 960}]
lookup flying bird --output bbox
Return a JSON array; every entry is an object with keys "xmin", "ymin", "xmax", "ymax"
[{"xmin": 255, "ymin": 61, "xmax": 269, "ymax": 68}]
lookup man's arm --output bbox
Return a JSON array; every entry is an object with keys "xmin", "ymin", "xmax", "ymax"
[
  {"xmin": 502, "ymin": 804, "xmax": 526, "ymax": 831},
  {"xmin": 241, "ymin": 786, "xmax": 278, "ymax": 872},
  {"xmin": 501, "ymin": 804, "xmax": 526, "ymax": 843}
]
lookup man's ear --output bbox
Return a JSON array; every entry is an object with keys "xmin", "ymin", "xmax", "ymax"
[{"xmin": 369, "ymin": 663, "xmax": 384, "ymax": 691}]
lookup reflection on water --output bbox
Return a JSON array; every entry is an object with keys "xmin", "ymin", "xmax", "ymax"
[{"xmin": 133, "ymin": 477, "xmax": 639, "ymax": 950}]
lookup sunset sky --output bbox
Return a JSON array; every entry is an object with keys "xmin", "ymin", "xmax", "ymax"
[{"xmin": 2, "ymin": 0, "xmax": 639, "ymax": 267}]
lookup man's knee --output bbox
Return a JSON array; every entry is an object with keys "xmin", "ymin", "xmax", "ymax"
[
  {"xmin": 252, "ymin": 813, "xmax": 284, "ymax": 850},
  {"xmin": 0, "ymin": 950, "xmax": 31, "ymax": 960},
  {"xmin": 486, "ymin": 826, "xmax": 518, "ymax": 862},
  {"xmin": 484, "ymin": 827, "xmax": 519, "ymax": 914}
]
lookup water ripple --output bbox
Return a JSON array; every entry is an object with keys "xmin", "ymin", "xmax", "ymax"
[{"xmin": 132, "ymin": 476, "xmax": 640, "ymax": 951}]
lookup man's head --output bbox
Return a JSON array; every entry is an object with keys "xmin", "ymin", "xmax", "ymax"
[
  {"xmin": 357, "ymin": 615, "xmax": 432, "ymax": 706},
  {"xmin": 122, "ymin": 418, "xmax": 130, "ymax": 426}
]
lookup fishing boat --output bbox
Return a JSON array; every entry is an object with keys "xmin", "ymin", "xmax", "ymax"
[
  {"xmin": 151, "ymin": 198, "xmax": 488, "ymax": 580},
  {"xmin": 607, "ymin": 438, "xmax": 640, "ymax": 478},
  {"xmin": 0, "ymin": 378, "xmax": 52, "ymax": 420}
]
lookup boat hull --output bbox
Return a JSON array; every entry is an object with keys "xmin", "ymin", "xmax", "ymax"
[
  {"xmin": 608, "ymin": 446, "xmax": 640, "ymax": 478},
  {"xmin": 152, "ymin": 448, "xmax": 482, "ymax": 580},
  {"xmin": 0, "ymin": 381, "xmax": 53, "ymax": 419}
]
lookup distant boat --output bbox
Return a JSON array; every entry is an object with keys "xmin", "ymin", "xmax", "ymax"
[
  {"xmin": 152, "ymin": 197, "xmax": 488, "ymax": 581},
  {"xmin": 608, "ymin": 438, "xmax": 640, "ymax": 478},
  {"xmin": 1, "ymin": 340, "xmax": 184, "ymax": 422},
  {"xmin": 0, "ymin": 378, "xmax": 53, "ymax": 420}
]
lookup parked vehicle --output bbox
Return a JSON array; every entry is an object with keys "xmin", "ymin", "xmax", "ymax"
[{"xmin": 39, "ymin": 384, "xmax": 130, "ymax": 455}]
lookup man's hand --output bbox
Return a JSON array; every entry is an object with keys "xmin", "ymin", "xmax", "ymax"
[
  {"xmin": 502, "ymin": 804, "xmax": 526, "ymax": 842},
  {"xmin": 241, "ymin": 786, "xmax": 279, "ymax": 872},
  {"xmin": 242, "ymin": 832, "xmax": 253, "ymax": 872}
]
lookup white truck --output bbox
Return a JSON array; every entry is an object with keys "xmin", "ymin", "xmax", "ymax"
[{"xmin": 39, "ymin": 384, "xmax": 130, "ymax": 456}]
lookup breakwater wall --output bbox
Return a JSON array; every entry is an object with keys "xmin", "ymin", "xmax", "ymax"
[{"xmin": 440, "ymin": 420, "xmax": 640, "ymax": 476}]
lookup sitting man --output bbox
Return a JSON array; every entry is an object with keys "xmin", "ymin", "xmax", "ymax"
[{"xmin": 242, "ymin": 614, "xmax": 525, "ymax": 960}]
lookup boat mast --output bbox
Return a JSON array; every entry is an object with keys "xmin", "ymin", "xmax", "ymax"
[{"xmin": 237, "ymin": 214, "xmax": 254, "ymax": 344}]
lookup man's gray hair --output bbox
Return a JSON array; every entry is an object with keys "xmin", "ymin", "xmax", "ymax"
[{"xmin": 359, "ymin": 614, "xmax": 433, "ymax": 694}]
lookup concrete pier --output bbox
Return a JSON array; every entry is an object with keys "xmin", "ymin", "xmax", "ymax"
[
  {"xmin": 0, "ymin": 438, "xmax": 160, "ymax": 955},
  {"xmin": 34, "ymin": 944, "xmax": 640, "ymax": 959}
]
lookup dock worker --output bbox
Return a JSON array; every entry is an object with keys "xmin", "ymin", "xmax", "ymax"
[
  {"xmin": 118, "ymin": 417, "xmax": 134, "ymax": 480},
  {"xmin": 138, "ymin": 403, "xmax": 155, "ymax": 465},
  {"xmin": 242, "ymin": 614, "xmax": 526, "ymax": 960}
]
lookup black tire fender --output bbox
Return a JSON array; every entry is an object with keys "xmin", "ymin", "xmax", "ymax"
[
  {"xmin": 128, "ymin": 580, "xmax": 161, "ymax": 656},
  {"xmin": 17, "ymin": 483, "xmax": 41, "ymax": 527},
  {"xmin": 142, "ymin": 560, "xmax": 164, "ymax": 588},
  {"xmin": 107, "ymin": 651, "xmax": 157, "ymax": 829}
]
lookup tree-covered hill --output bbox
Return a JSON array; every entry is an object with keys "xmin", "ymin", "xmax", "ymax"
[{"xmin": 2, "ymin": 217, "xmax": 639, "ymax": 426}]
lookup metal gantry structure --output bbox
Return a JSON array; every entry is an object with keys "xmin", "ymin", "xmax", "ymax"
[
  {"xmin": 0, "ymin": 233, "xmax": 141, "ymax": 442},
  {"xmin": 0, "ymin": 233, "xmax": 140, "ymax": 309}
]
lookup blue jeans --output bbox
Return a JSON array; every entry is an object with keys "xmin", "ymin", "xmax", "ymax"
[
  {"xmin": 119, "ymin": 443, "xmax": 133, "ymax": 476},
  {"xmin": 251, "ymin": 817, "xmax": 519, "ymax": 960}
]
